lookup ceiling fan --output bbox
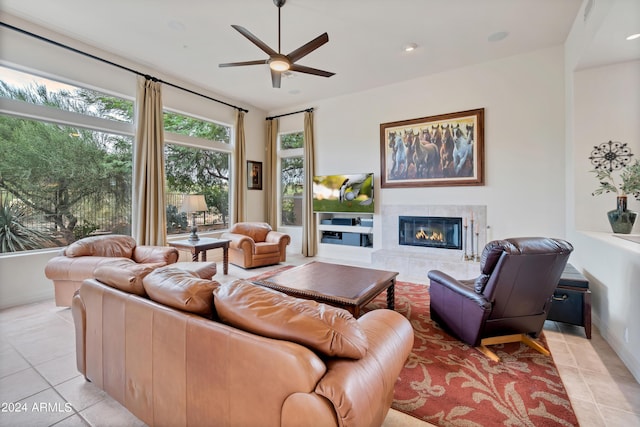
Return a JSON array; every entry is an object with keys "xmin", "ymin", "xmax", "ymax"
[{"xmin": 219, "ymin": 0, "xmax": 335, "ymax": 88}]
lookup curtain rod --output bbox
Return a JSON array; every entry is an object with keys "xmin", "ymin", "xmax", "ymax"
[
  {"xmin": 0, "ymin": 21, "xmax": 249, "ymax": 113},
  {"xmin": 266, "ymin": 107, "xmax": 313, "ymax": 120}
]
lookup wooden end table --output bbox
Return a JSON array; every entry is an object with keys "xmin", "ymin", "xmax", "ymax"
[{"xmin": 168, "ymin": 237, "xmax": 230, "ymax": 275}]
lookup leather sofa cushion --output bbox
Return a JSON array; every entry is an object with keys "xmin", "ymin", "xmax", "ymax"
[
  {"xmin": 94, "ymin": 259, "xmax": 157, "ymax": 296},
  {"xmin": 214, "ymin": 280, "xmax": 369, "ymax": 359},
  {"xmin": 65, "ymin": 235, "xmax": 136, "ymax": 258},
  {"xmin": 143, "ymin": 267, "xmax": 220, "ymax": 317}
]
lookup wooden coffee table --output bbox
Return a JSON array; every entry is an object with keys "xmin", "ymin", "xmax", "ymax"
[{"xmin": 252, "ymin": 261, "xmax": 398, "ymax": 317}]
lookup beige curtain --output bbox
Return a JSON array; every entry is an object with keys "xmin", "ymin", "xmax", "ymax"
[
  {"xmin": 233, "ymin": 110, "xmax": 246, "ymax": 223},
  {"xmin": 265, "ymin": 118, "xmax": 279, "ymax": 228},
  {"xmin": 132, "ymin": 77, "xmax": 166, "ymax": 245},
  {"xmin": 302, "ymin": 111, "xmax": 316, "ymax": 256}
]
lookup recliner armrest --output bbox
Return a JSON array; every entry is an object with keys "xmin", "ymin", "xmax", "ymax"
[{"xmin": 427, "ymin": 270, "xmax": 490, "ymax": 308}]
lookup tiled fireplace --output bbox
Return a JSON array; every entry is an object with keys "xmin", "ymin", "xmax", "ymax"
[{"xmin": 372, "ymin": 204, "xmax": 487, "ymax": 282}]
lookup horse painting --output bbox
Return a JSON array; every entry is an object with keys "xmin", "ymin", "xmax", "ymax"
[{"xmin": 380, "ymin": 108, "xmax": 483, "ymax": 188}]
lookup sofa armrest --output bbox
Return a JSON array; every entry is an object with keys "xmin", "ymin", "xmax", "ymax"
[
  {"xmin": 266, "ymin": 231, "xmax": 290, "ymax": 262},
  {"xmin": 222, "ymin": 232, "xmax": 255, "ymax": 252},
  {"xmin": 265, "ymin": 231, "xmax": 290, "ymax": 245},
  {"xmin": 45, "ymin": 256, "xmax": 131, "ymax": 281},
  {"xmin": 315, "ymin": 309, "xmax": 413, "ymax": 427},
  {"xmin": 132, "ymin": 246, "xmax": 179, "ymax": 265}
]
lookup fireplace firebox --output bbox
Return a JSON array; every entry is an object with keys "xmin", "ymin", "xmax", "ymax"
[{"xmin": 399, "ymin": 216, "xmax": 462, "ymax": 250}]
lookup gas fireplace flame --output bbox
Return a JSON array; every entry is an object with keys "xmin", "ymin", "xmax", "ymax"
[{"xmin": 415, "ymin": 228, "xmax": 444, "ymax": 242}]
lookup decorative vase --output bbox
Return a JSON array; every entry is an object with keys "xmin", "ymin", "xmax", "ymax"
[{"xmin": 607, "ymin": 195, "xmax": 637, "ymax": 234}]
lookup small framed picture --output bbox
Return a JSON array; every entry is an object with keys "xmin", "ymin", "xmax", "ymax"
[{"xmin": 247, "ymin": 160, "xmax": 262, "ymax": 190}]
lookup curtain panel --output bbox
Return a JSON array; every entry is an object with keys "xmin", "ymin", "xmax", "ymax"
[
  {"xmin": 265, "ymin": 118, "xmax": 279, "ymax": 228},
  {"xmin": 132, "ymin": 77, "xmax": 167, "ymax": 246},
  {"xmin": 233, "ymin": 110, "xmax": 246, "ymax": 223},
  {"xmin": 302, "ymin": 111, "xmax": 317, "ymax": 256}
]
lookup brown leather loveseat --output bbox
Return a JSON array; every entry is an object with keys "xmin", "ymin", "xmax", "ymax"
[
  {"xmin": 72, "ymin": 266, "xmax": 414, "ymax": 427},
  {"xmin": 45, "ymin": 234, "xmax": 179, "ymax": 306},
  {"xmin": 222, "ymin": 222, "xmax": 290, "ymax": 268}
]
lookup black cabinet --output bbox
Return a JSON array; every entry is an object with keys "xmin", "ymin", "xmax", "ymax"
[{"xmin": 547, "ymin": 264, "xmax": 591, "ymax": 339}]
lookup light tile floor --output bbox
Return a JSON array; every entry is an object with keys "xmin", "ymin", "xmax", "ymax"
[{"xmin": 0, "ymin": 253, "xmax": 638, "ymax": 426}]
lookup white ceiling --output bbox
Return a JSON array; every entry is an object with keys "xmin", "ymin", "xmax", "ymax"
[{"xmin": 1, "ymin": 0, "xmax": 638, "ymax": 112}]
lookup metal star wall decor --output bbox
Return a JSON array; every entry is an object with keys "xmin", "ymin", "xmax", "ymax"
[{"xmin": 589, "ymin": 140, "xmax": 634, "ymax": 172}]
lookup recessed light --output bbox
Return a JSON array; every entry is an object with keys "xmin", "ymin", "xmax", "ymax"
[
  {"xmin": 626, "ymin": 33, "xmax": 640, "ymax": 41},
  {"xmin": 168, "ymin": 20, "xmax": 186, "ymax": 31},
  {"xmin": 488, "ymin": 31, "xmax": 509, "ymax": 42},
  {"xmin": 403, "ymin": 43, "xmax": 417, "ymax": 52}
]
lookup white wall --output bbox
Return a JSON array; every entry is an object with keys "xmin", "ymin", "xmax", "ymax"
[
  {"xmin": 562, "ymin": 0, "xmax": 640, "ymax": 381},
  {"xmin": 568, "ymin": 60, "xmax": 640, "ymax": 381},
  {"xmin": 305, "ymin": 46, "xmax": 568, "ymax": 244},
  {"xmin": 573, "ymin": 61, "xmax": 640, "ymax": 231}
]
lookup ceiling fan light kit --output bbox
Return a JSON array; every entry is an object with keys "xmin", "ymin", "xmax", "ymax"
[{"xmin": 219, "ymin": 0, "xmax": 334, "ymax": 88}]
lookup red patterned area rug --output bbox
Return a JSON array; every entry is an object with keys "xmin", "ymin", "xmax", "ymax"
[
  {"xmin": 367, "ymin": 281, "xmax": 579, "ymax": 427},
  {"xmin": 250, "ymin": 267, "xmax": 578, "ymax": 426}
]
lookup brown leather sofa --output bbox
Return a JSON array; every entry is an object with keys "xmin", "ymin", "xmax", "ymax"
[
  {"xmin": 222, "ymin": 222, "xmax": 291, "ymax": 268},
  {"xmin": 45, "ymin": 234, "xmax": 179, "ymax": 307},
  {"xmin": 72, "ymin": 266, "xmax": 414, "ymax": 427}
]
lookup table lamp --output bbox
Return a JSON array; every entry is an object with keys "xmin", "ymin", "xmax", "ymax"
[{"xmin": 181, "ymin": 194, "xmax": 208, "ymax": 241}]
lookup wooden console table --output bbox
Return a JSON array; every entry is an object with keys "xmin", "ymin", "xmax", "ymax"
[{"xmin": 169, "ymin": 237, "xmax": 230, "ymax": 275}]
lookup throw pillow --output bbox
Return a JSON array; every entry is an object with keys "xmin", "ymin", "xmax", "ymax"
[
  {"xmin": 143, "ymin": 266, "xmax": 219, "ymax": 317},
  {"xmin": 94, "ymin": 259, "xmax": 155, "ymax": 296},
  {"xmin": 214, "ymin": 280, "xmax": 369, "ymax": 359}
]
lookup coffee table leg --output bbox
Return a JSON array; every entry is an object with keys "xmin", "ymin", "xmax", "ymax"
[
  {"xmin": 387, "ymin": 282, "xmax": 395, "ymax": 310},
  {"xmin": 191, "ymin": 250, "xmax": 198, "ymax": 262},
  {"xmin": 223, "ymin": 246, "xmax": 229, "ymax": 275}
]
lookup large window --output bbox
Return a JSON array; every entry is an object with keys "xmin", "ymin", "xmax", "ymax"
[
  {"xmin": 0, "ymin": 66, "xmax": 234, "ymax": 253},
  {"xmin": 0, "ymin": 66, "xmax": 134, "ymax": 252},
  {"xmin": 279, "ymin": 132, "xmax": 304, "ymax": 226},
  {"xmin": 164, "ymin": 111, "xmax": 232, "ymax": 235}
]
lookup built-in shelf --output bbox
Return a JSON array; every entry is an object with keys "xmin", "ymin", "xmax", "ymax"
[{"xmin": 316, "ymin": 212, "xmax": 374, "ymax": 248}]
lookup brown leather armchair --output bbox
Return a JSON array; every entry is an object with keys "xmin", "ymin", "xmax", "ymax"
[
  {"xmin": 222, "ymin": 222, "xmax": 290, "ymax": 269},
  {"xmin": 45, "ymin": 234, "xmax": 179, "ymax": 307},
  {"xmin": 428, "ymin": 237, "xmax": 573, "ymax": 361}
]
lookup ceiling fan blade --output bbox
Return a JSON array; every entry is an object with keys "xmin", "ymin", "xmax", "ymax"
[
  {"xmin": 231, "ymin": 25, "xmax": 277, "ymax": 56},
  {"xmin": 219, "ymin": 60, "xmax": 267, "ymax": 68},
  {"xmin": 271, "ymin": 69, "xmax": 282, "ymax": 88},
  {"xmin": 289, "ymin": 63, "xmax": 335, "ymax": 78},
  {"xmin": 286, "ymin": 33, "xmax": 329, "ymax": 63}
]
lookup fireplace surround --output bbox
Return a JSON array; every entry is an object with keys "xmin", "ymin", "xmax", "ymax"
[{"xmin": 373, "ymin": 204, "xmax": 487, "ymax": 282}]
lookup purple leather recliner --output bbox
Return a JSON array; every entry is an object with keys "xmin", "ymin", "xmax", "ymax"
[{"xmin": 428, "ymin": 237, "xmax": 574, "ymax": 349}]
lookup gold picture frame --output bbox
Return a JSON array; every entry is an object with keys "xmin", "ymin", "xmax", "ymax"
[{"xmin": 380, "ymin": 108, "xmax": 484, "ymax": 188}]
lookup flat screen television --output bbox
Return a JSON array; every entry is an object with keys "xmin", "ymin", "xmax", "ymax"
[{"xmin": 312, "ymin": 173, "xmax": 374, "ymax": 213}]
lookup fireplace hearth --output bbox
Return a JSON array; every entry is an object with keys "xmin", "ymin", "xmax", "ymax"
[{"xmin": 399, "ymin": 216, "xmax": 462, "ymax": 250}]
